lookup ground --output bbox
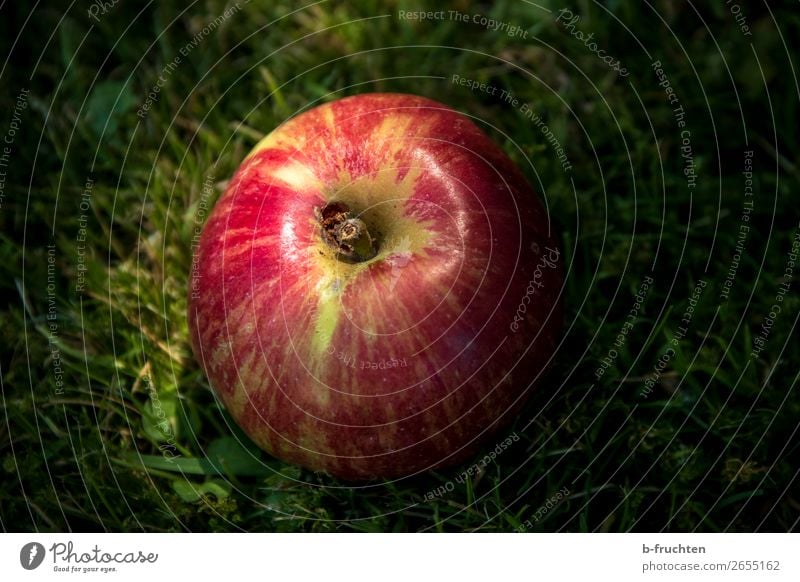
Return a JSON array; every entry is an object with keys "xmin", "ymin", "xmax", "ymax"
[{"xmin": 1, "ymin": 0, "xmax": 798, "ymax": 532}]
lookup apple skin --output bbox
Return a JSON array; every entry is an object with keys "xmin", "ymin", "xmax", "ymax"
[{"xmin": 188, "ymin": 93, "xmax": 562, "ymax": 480}]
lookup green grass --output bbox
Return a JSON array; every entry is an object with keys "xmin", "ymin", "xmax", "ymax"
[{"xmin": 1, "ymin": 0, "xmax": 799, "ymax": 532}]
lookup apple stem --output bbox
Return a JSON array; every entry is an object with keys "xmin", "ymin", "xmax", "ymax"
[{"xmin": 316, "ymin": 201, "xmax": 377, "ymax": 263}]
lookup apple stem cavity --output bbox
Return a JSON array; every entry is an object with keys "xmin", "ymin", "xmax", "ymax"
[{"xmin": 317, "ymin": 201, "xmax": 378, "ymax": 263}]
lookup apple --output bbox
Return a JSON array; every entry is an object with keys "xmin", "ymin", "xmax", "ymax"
[{"xmin": 188, "ymin": 93, "xmax": 562, "ymax": 480}]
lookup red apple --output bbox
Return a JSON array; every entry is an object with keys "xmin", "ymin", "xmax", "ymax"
[{"xmin": 188, "ymin": 93, "xmax": 562, "ymax": 480}]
